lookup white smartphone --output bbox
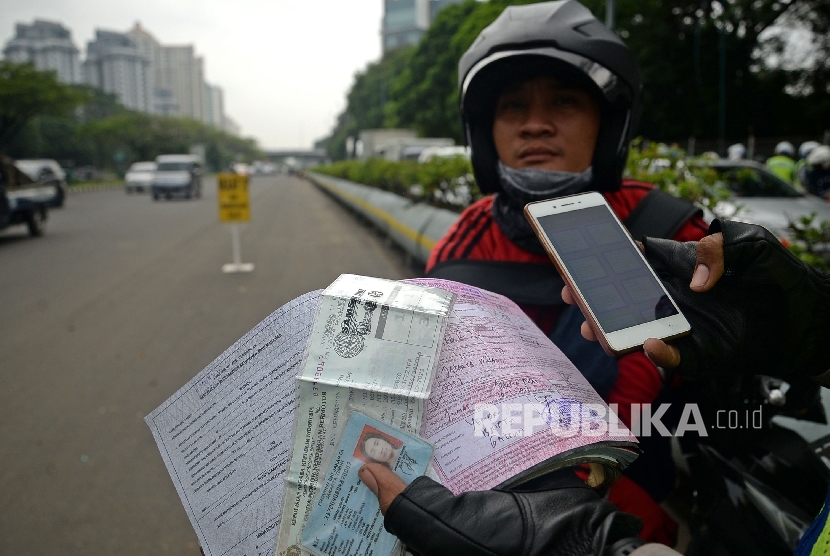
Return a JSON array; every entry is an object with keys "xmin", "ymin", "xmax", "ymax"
[{"xmin": 524, "ymin": 191, "xmax": 691, "ymax": 356}]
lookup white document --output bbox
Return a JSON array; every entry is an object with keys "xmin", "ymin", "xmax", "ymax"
[
  {"xmin": 274, "ymin": 274, "xmax": 455, "ymax": 556},
  {"xmin": 145, "ymin": 291, "xmax": 320, "ymax": 556}
]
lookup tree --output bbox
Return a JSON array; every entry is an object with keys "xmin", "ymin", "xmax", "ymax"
[
  {"xmin": 386, "ymin": 0, "xmax": 547, "ymax": 142},
  {"xmin": 1, "ymin": 62, "xmax": 262, "ymax": 172},
  {"xmin": 580, "ymin": 0, "xmax": 830, "ymax": 141},
  {"xmin": 74, "ymin": 86, "xmax": 130, "ymax": 121},
  {"xmin": 325, "ymin": 46, "xmax": 416, "ymax": 160},
  {"xmin": 323, "ymin": 0, "xmax": 538, "ymax": 158},
  {"xmin": 0, "ymin": 62, "xmax": 88, "ymax": 153},
  {"xmin": 6, "ymin": 114, "xmax": 96, "ymax": 165},
  {"xmin": 324, "ymin": 0, "xmax": 830, "ymax": 157},
  {"xmin": 80, "ymin": 113, "xmax": 262, "ymax": 172},
  {"xmin": 384, "ymin": 0, "xmax": 481, "ymax": 142}
]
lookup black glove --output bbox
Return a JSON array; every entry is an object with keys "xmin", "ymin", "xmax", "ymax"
[
  {"xmin": 383, "ymin": 468, "xmax": 642, "ymax": 556},
  {"xmin": 643, "ymin": 219, "xmax": 830, "ymax": 380}
]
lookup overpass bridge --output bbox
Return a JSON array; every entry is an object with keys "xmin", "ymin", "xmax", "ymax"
[{"xmin": 264, "ymin": 149, "xmax": 329, "ymax": 169}]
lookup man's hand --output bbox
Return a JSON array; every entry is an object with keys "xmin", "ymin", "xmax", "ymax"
[
  {"xmin": 562, "ymin": 233, "xmax": 725, "ymax": 370},
  {"xmin": 686, "ymin": 233, "xmax": 726, "ymax": 292},
  {"xmin": 358, "ymin": 463, "xmax": 406, "ymax": 514},
  {"xmin": 358, "ymin": 466, "xmax": 642, "ymax": 556},
  {"xmin": 563, "ymin": 219, "xmax": 830, "ymax": 381}
]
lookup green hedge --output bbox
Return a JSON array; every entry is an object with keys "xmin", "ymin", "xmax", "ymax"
[
  {"xmin": 315, "ymin": 140, "xmax": 732, "ymax": 215},
  {"xmin": 314, "ymin": 156, "xmax": 479, "ymax": 211},
  {"xmin": 314, "ymin": 144, "xmax": 830, "ymax": 269}
]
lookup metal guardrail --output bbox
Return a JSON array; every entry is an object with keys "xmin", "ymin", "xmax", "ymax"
[{"xmin": 306, "ymin": 171, "xmax": 459, "ymax": 265}]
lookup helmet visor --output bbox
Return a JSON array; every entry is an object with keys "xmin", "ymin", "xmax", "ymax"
[{"xmin": 462, "ymin": 46, "xmax": 633, "ymax": 114}]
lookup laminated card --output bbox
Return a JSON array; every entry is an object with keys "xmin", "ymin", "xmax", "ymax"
[
  {"xmin": 300, "ymin": 411, "xmax": 433, "ymax": 556},
  {"xmin": 275, "ymin": 275, "xmax": 455, "ymax": 556}
]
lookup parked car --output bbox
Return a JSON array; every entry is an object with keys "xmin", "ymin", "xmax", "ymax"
[
  {"xmin": 417, "ymin": 145, "xmax": 471, "ymax": 163},
  {"xmin": 70, "ymin": 166, "xmax": 109, "ymax": 182},
  {"xmin": 691, "ymin": 158, "xmax": 830, "ymax": 241},
  {"xmin": 151, "ymin": 155, "xmax": 202, "ymax": 200},
  {"xmin": 231, "ymin": 162, "xmax": 251, "ymax": 176},
  {"xmin": 124, "ymin": 161, "xmax": 156, "ymax": 193},
  {"xmin": 249, "ymin": 161, "xmax": 277, "ymax": 176},
  {"xmin": 15, "ymin": 159, "xmax": 68, "ymax": 208},
  {"xmin": 0, "ymin": 155, "xmax": 50, "ymax": 237}
]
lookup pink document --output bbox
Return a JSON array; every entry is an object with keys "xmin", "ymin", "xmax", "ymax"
[{"xmin": 408, "ymin": 279, "xmax": 638, "ymax": 495}]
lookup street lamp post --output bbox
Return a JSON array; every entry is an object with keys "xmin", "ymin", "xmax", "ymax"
[
  {"xmin": 606, "ymin": 0, "xmax": 616, "ymax": 30},
  {"xmin": 718, "ymin": 25, "xmax": 726, "ymax": 156}
]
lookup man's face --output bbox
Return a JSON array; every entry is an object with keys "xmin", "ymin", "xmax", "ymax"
[
  {"xmin": 492, "ymin": 75, "xmax": 601, "ymax": 173},
  {"xmin": 364, "ymin": 437, "xmax": 394, "ymax": 463}
]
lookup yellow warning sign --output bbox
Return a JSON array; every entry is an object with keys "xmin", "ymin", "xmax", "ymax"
[{"xmin": 217, "ymin": 173, "xmax": 250, "ymax": 222}]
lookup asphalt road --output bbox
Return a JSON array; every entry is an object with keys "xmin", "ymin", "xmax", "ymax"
[{"xmin": 0, "ymin": 174, "xmax": 419, "ymax": 555}]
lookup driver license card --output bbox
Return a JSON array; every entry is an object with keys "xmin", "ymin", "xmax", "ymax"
[{"xmin": 299, "ymin": 411, "xmax": 433, "ymax": 556}]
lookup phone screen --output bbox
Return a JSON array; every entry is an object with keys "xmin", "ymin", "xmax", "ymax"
[{"xmin": 537, "ymin": 204, "xmax": 679, "ymax": 333}]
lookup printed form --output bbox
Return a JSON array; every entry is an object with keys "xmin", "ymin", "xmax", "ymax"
[
  {"xmin": 145, "ymin": 291, "xmax": 321, "ymax": 556},
  {"xmin": 409, "ymin": 279, "xmax": 636, "ymax": 495}
]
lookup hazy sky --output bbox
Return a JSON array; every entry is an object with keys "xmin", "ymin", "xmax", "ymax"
[{"xmin": 0, "ymin": 0, "xmax": 384, "ymax": 150}]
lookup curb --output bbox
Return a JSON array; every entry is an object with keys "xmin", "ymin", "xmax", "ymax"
[
  {"xmin": 306, "ymin": 172, "xmax": 459, "ymax": 265},
  {"xmin": 69, "ymin": 182, "xmax": 125, "ymax": 193}
]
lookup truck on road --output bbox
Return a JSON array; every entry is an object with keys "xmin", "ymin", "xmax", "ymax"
[{"xmin": 1, "ymin": 155, "xmax": 51, "ymax": 237}]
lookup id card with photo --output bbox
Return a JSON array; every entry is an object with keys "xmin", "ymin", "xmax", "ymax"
[{"xmin": 300, "ymin": 411, "xmax": 433, "ymax": 556}]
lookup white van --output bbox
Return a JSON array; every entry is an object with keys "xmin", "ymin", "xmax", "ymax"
[{"xmin": 151, "ymin": 154, "xmax": 202, "ymax": 201}]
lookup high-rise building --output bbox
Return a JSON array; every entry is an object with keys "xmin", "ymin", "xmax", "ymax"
[
  {"xmin": 203, "ymin": 83, "xmax": 225, "ymax": 129},
  {"xmin": 382, "ymin": 0, "xmax": 429, "ymax": 54},
  {"xmin": 126, "ymin": 24, "xmax": 205, "ymax": 122},
  {"xmin": 152, "ymin": 87, "xmax": 180, "ymax": 116},
  {"xmin": 381, "ymin": 0, "xmax": 463, "ymax": 54},
  {"xmin": 83, "ymin": 30, "xmax": 151, "ymax": 112},
  {"xmin": 158, "ymin": 45, "xmax": 205, "ymax": 122},
  {"xmin": 126, "ymin": 23, "xmax": 165, "ymax": 115},
  {"xmin": 3, "ymin": 19, "xmax": 82, "ymax": 84}
]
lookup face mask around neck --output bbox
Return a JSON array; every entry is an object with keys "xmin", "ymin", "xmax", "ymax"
[{"xmin": 497, "ymin": 161, "xmax": 594, "ymax": 203}]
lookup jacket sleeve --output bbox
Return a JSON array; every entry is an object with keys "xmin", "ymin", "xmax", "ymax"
[
  {"xmin": 383, "ymin": 470, "xmax": 642, "ymax": 556},
  {"xmin": 670, "ymin": 214, "xmax": 709, "ymax": 243}
]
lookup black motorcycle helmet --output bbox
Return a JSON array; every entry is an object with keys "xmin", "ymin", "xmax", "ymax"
[{"xmin": 459, "ymin": 0, "xmax": 643, "ymax": 194}]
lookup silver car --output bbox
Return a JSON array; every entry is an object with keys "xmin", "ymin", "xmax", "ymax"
[
  {"xmin": 125, "ymin": 161, "xmax": 156, "ymax": 193},
  {"xmin": 693, "ymin": 159, "xmax": 830, "ymax": 242},
  {"xmin": 151, "ymin": 154, "xmax": 202, "ymax": 201}
]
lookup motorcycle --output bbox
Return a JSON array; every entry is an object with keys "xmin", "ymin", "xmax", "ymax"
[{"xmin": 676, "ymin": 372, "xmax": 830, "ymax": 555}]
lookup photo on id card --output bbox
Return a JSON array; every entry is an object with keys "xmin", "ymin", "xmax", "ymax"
[{"xmin": 300, "ymin": 410, "xmax": 433, "ymax": 556}]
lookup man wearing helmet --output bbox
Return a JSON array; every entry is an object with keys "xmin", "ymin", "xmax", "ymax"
[
  {"xmin": 797, "ymin": 141, "xmax": 821, "ymax": 191},
  {"xmin": 766, "ymin": 141, "xmax": 797, "ymax": 184},
  {"xmin": 424, "ymin": 0, "xmax": 708, "ymax": 544},
  {"xmin": 727, "ymin": 143, "xmax": 746, "ymax": 161},
  {"xmin": 805, "ymin": 144, "xmax": 830, "ymax": 199}
]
